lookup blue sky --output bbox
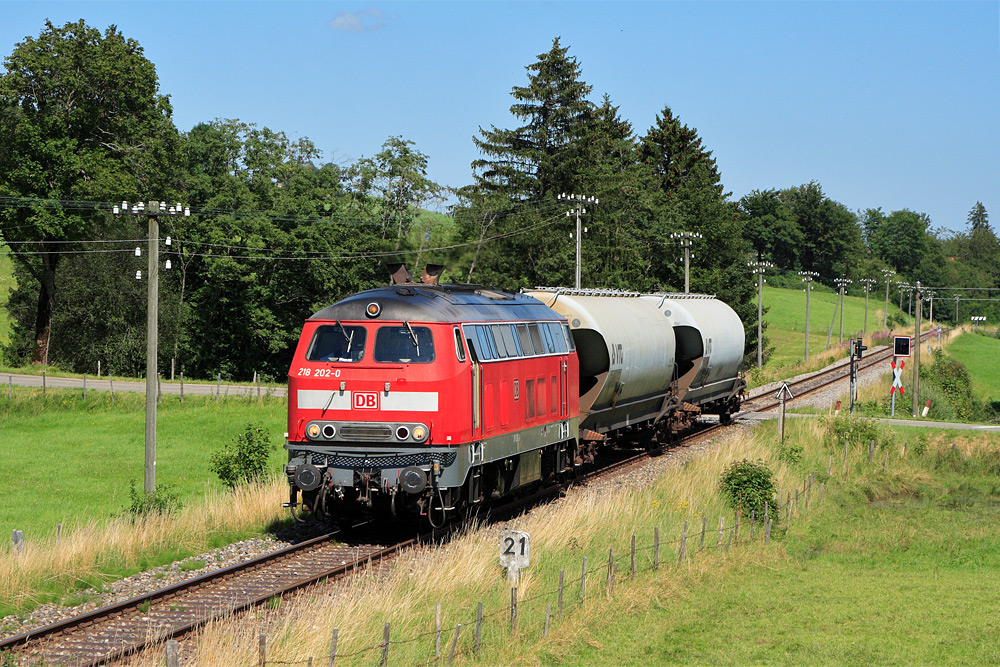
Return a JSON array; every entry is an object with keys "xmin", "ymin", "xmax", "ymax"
[{"xmin": 1, "ymin": 1, "xmax": 997, "ymax": 233}]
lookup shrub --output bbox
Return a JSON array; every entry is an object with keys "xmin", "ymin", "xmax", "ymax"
[
  {"xmin": 823, "ymin": 415, "xmax": 892, "ymax": 452},
  {"xmin": 778, "ymin": 444, "xmax": 803, "ymax": 465},
  {"xmin": 210, "ymin": 421, "xmax": 274, "ymax": 489},
  {"xmin": 719, "ymin": 459, "xmax": 776, "ymax": 516},
  {"xmin": 122, "ymin": 479, "xmax": 183, "ymax": 517}
]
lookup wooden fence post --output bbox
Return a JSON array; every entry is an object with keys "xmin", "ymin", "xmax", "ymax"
[
  {"xmin": 765, "ymin": 518, "xmax": 772, "ymax": 544},
  {"xmin": 581, "ymin": 556, "xmax": 587, "ymax": 604},
  {"xmin": 869, "ymin": 439, "xmax": 875, "ymax": 463},
  {"xmin": 544, "ymin": 604, "xmax": 551, "ymax": 638},
  {"xmin": 717, "ymin": 517, "xmax": 724, "ymax": 548},
  {"xmin": 606, "ymin": 548, "xmax": 614, "ymax": 589},
  {"xmin": 216, "ymin": 372, "xmax": 221, "ymax": 403},
  {"xmin": 108, "ymin": 372, "xmax": 115, "ymax": 402},
  {"xmin": 558, "ymin": 569, "xmax": 564, "ymax": 617},
  {"xmin": 750, "ymin": 511, "xmax": 756, "ymax": 541},
  {"xmin": 435, "ymin": 602, "xmax": 442, "ymax": 659},
  {"xmin": 725, "ymin": 531, "xmax": 733, "ymax": 554},
  {"xmin": 828, "ymin": 455, "xmax": 833, "ymax": 475},
  {"xmin": 630, "ymin": 535, "xmax": 636, "ymax": 577},
  {"xmin": 447, "ymin": 624, "xmax": 461, "ymax": 666},
  {"xmin": 734, "ymin": 514, "xmax": 740, "ymax": 543},
  {"xmin": 328, "ymin": 628, "xmax": 338, "ymax": 667},
  {"xmin": 381, "ymin": 622, "xmax": 390, "ymax": 667},
  {"xmin": 700, "ymin": 515, "xmax": 706, "ymax": 550},
  {"xmin": 12, "ymin": 530, "xmax": 23, "ymax": 554},
  {"xmin": 475, "ymin": 602, "xmax": 483, "ymax": 655},
  {"xmin": 678, "ymin": 520, "xmax": 688, "ymax": 564},
  {"xmin": 258, "ymin": 633, "xmax": 266, "ymax": 667},
  {"xmin": 180, "ymin": 372, "xmax": 184, "ymax": 403},
  {"xmin": 654, "ymin": 527, "xmax": 660, "ymax": 569}
]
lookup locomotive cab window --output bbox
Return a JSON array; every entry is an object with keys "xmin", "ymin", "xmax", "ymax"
[
  {"xmin": 374, "ymin": 325, "xmax": 435, "ymax": 363},
  {"xmin": 453, "ymin": 327, "xmax": 467, "ymax": 362},
  {"xmin": 306, "ymin": 324, "xmax": 367, "ymax": 362}
]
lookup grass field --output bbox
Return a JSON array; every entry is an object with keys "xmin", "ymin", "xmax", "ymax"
[
  {"xmin": 945, "ymin": 331, "xmax": 1000, "ymax": 405},
  {"xmin": 0, "ymin": 391, "xmax": 287, "ymax": 538},
  {"xmin": 116, "ymin": 417, "xmax": 1000, "ymax": 667},
  {"xmin": 761, "ymin": 284, "xmax": 910, "ymax": 370}
]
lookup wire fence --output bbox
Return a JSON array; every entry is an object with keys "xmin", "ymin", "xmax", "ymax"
[
  {"xmin": 3, "ymin": 369, "xmax": 285, "ymax": 403},
  {"xmin": 158, "ymin": 463, "xmax": 852, "ymax": 667}
]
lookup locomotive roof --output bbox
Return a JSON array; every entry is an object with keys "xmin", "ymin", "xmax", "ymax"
[{"xmin": 310, "ymin": 283, "xmax": 564, "ymax": 323}]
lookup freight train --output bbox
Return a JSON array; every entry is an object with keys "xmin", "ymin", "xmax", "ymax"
[{"xmin": 283, "ymin": 266, "xmax": 745, "ymax": 526}]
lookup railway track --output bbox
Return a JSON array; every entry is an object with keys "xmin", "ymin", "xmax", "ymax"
[
  {"xmin": 1, "ymin": 329, "xmax": 942, "ymax": 666},
  {"xmin": 740, "ymin": 328, "xmax": 942, "ymax": 414},
  {"xmin": 0, "ymin": 533, "xmax": 404, "ymax": 666}
]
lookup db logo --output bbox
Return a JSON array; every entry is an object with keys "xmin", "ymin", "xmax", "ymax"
[{"xmin": 352, "ymin": 391, "xmax": 380, "ymax": 410}]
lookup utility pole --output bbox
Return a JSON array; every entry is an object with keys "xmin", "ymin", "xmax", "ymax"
[
  {"xmin": 925, "ymin": 289, "xmax": 935, "ymax": 325},
  {"xmin": 114, "ymin": 200, "xmax": 189, "ymax": 493},
  {"xmin": 799, "ymin": 271, "xmax": 818, "ymax": 362},
  {"xmin": 748, "ymin": 261, "xmax": 773, "ymax": 369},
  {"xmin": 859, "ymin": 278, "xmax": 876, "ymax": 334},
  {"xmin": 897, "ymin": 282, "xmax": 908, "ymax": 317},
  {"xmin": 558, "ymin": 193, "xmax": 598, "ymax": 290},
  {"xmin": 671, "ymin": 232, "xmax": 702, "ymax": 293},
  {"xmin": 912, "ymin": 281, "xmax": 922, "ymax": 417},
  {"xmin": 834, "ymin": 277, "xmax": 852, "ymax": 343},
  {"xmin": 881, "ymin": 268, "xmax": 895, "ymax": 329}
]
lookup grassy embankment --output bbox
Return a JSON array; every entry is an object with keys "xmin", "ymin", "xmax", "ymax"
[
  {"xmin": 0, "ymin": 391, "xmax": 289, "ymax": 617},
  {"xmin": 751, "ymin": 284, "xmax": 915, "ymax": 387},
  {"xmin": 116, "ymin": 417, "xmax": 1000, "ymax": 667}
]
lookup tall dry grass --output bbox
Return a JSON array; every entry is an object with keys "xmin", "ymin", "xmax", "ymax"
[
  {"xmin": 124, "ymin": 428, "xmax": 807, "ymax": 667},
  {"xmin": 0, "ymin": 478, "xmax": 288, "ymax": 610}
]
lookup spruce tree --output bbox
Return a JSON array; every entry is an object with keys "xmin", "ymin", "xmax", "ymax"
[{"xmin": 472, "ymin": 37, "xmax": 594, "ymax": 202}]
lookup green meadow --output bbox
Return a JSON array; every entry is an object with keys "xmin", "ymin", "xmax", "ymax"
[
  {"xmin": 946, "ymin": 331, "xmax": 1000, "ymax": 405},
  {"xmin": 0, "ymin": 391, "xmax": 287, "ymax": 538}
]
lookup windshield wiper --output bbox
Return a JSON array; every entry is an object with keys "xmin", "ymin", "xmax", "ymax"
[
  {"xmin": 335, "ymin": 320, "xmax": 354, "ymax": 356},
  {"xmin": 404, "ymin": 321, "xmax": 420, "ymax": 357}
]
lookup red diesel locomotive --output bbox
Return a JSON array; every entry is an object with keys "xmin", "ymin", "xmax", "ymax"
[{"xmin": 284, "ymin": 272, "xmax": 580, "ymax": 526}]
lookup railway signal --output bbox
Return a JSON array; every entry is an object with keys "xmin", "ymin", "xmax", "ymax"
[
  {"xmin": 893, "ymin": 335, "xmax": 911, "ymax": 357},
  {"xmin": 890, "ymin": 358, "xmax": 905, "ymax": 417}
]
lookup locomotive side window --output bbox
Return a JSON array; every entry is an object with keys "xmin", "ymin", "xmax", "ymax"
[
  {"xmin": 306, "ymin": 325, "xmax": 367, "ymax": 362},
  {"xmin": 490, "ymin": 324, "xmax": 509, "ymax": 358},
  {"xmin": 374, "ymin": 325, "xmax": 435, "ymax": 363},
  {"xmin": 526, "ymin": 379, "xmax": 535, "ymax": 418},
  {"xmin": 453, "ymin": 327, "xmax": 467, "ymax": 362},
  {"xmin": 527, "ymin": 323, "xmax": 546, "ymax": 354},
  {"xmin": 562, "ymin": 323, "xmax": 577, "ymax": 351},
  {"xmin": 516, "ymin": 324, "xmax": 535, "ymax": 356},
  {"xmin": 467, "ymin": 326, "xmax": 491, "ymax": 360},
  {"xmin": 546, "ymin": 322, "xmax": 568, "ymax": 353},
  {"xmin": 500, "ymin": 325, "xmax": 520, "ymax": 357}
]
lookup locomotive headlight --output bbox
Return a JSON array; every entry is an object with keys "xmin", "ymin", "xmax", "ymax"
[
  {"xmin": 321, "ymin": 424, "xmax": 336, "ymax": 439},
  {"xmin": 411, "ymin": 425, "xmax": 428, "ymax": 442},
  {"xmin": 306, "ymin": 423, "xmax": 321, "ymax": 439},
  {"xmin": 366, "ymin": 302, "xmax": 381, "ymax": 318},
  {"xmin": 395, "ymin": 426, "xmax": 410, "ymax": 441}
]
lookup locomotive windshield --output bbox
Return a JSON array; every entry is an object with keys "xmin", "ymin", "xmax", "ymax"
[
  {"xmin": 374, "ymin": 325, "xmax": 435, "ymax": 363},
  {"xmin": 306, "ymin": 324, "xmax": 367, "ymax": 362}
]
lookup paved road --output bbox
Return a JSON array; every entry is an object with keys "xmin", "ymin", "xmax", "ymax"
[{"xmin": 2, "ymin": 372, "xmax": 288, "ymax": 399}]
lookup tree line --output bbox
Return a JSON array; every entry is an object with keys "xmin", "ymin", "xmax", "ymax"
[{"xmin": 0, "ymin": 23, "xmax": 996, "ymax": 379}]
